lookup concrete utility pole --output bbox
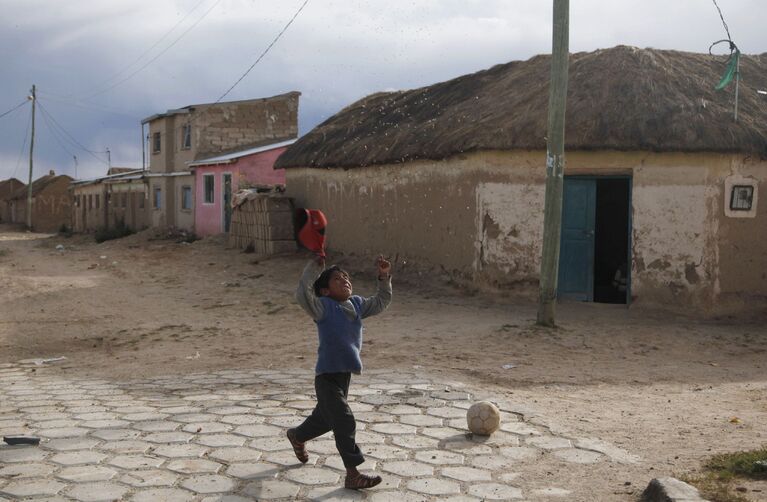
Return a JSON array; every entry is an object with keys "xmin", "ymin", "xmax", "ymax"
[
  {"xmin": 536, "ymin": 0, "xmax": 570, "ymax": 327},
  {"xmin": 26, "ymin": 84, "xmax": 36, "ymax": 230}
]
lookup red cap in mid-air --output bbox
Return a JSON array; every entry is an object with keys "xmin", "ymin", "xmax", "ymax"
[{"xmin": 296, "ymin": 208, "xmax": 327, "ymax": 257}]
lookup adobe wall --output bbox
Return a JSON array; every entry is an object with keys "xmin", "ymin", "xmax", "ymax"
[
  {"xmin": 0, "ymin": 180, "xmax": 25, "ymax": 222},
  {"xmin": 30, "ymin": 177, "xmax": 73, "ymax": 233},
  {"xmin": 107, "ymin": 181, "xmax": 148, "ymax": 231},
  {"xmin": 72, "ymin": 184, "xmax": 107, "ymax": 232},
  {"xmin": 286, "ymin": 150, "xmax": 767, "ymax": 313},
  {"xmin": 174, "ymin": 174, "xmax": 195, "ymax": 231}
]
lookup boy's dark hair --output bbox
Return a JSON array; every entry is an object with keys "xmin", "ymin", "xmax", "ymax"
[{"xmin": 313, "ymin": 265, "xmax": 346, "ymax": 296}]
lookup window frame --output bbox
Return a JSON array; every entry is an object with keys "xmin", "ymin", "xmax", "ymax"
[
  {"xmin": 181, "ymin": 124, "xmax": 192, "ymax": 150},
  {"xmin": 152, "ymin": 132, "xmax": 161, "ymax": 154},
  {"xmin": 203, "ymin": 174, "xmax": 215, "ymax": 204},
  {"xmin": 181, "ymin": 185, "xmax": 193, "ymax": 211},
  {"xmin": 730, "ymin": 185, "xmax": 754, "ymax": 211},
  {"xmin": 153, "ymin": 186, "xmax": 162, "ymax": 209}
]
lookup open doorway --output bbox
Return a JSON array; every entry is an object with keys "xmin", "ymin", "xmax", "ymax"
[
  {"xmin": 558, "ymin": 176, "xmax": 631, "ymax": 304},
  {"xmin": 593, "ymin": 178, "xmax": 630, "ymax": 304}
]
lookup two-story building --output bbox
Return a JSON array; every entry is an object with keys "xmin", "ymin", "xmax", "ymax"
[{"xmin": 141, "ymin": 92, "xmax": 300, "ymax": 232}]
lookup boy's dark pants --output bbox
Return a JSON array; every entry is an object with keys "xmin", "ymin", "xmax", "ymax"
[{"xmin": 293, "ymin": 372, "xmax": 364, "ymax": 468}]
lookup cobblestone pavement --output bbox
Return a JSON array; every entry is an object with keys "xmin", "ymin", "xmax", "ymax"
[{"xmin": 0, "ymin": 361, "xmax": 639, "ymax": 501}]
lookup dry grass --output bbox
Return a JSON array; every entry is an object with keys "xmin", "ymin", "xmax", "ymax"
[
  {"xmin": 683, "ymin": 447, "xmax": 767, "ymax": 502},
  {"xmin": 276, "ymin": 46, "xmax": 767, "ymax": 169}
]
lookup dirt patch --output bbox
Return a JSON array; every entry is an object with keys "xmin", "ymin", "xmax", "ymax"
[{"xmin": 1, "ymin": 224, "xmax": 766, "ymax": 500}]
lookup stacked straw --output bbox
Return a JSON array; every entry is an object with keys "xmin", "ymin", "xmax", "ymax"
[{"xmin": 228, "ymin": 193, "xmax": 296, "ymax": 255}]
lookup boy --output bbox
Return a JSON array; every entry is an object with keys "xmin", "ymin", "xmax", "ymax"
[{"xmin": 287, "ymin": 254, "xmax": 392, "ymax": 490}]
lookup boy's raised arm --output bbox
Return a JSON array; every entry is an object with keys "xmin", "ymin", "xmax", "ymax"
[
  {"xmin": 296, "ymin": 257, "xmax": 326, "ymax": 321},
  {"xmin": 359, "ymin": 255, "xmax": 392, "ymax": 319}
]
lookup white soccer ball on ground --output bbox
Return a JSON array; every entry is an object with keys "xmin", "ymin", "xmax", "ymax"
[{"xmin": 466, "ymin": 401, "xmax": 501, "ymax": 435}]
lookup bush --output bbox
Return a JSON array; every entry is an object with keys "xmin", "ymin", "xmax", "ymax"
[{"xmin": 94, "ymin": 221, "xmax": 134, "ymax": 243}]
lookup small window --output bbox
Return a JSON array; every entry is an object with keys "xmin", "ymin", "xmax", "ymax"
[
  {"xmin": 139, "ymin": 192, "xmax": 145, "ymax": 209},
  {"xmin": 181, "ymin": 124, "xmax": 192, "ymax": 150},
  {"xmin": 181, "ymin": 186, "xmax": 192, "ymax": 210},
  {"xmin": 152, "ymin": 132, "xmax": 161, "ymax": 153},
  {"xmin": 88, "ymin": 194, "xmax": 92, "ymax": 209},
  {"xmin": 121, "ymin": 193, "xmax": 127, "ymax": 208},
  {"xmin": 203, "ymin": 174, "xmax": 215, "ymax": 204},
  {"xmin": 730, "ymin": 185, "xmax": 754, "ymax": 211},
  {"xmin": 95, "ymin": 194, "xmax": 100, "ymax": 209},
  {"xmin": 153, "ymin": 187, "xmax": 162, "ymax": 209}
]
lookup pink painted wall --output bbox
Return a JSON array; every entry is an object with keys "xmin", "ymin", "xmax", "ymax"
[{"xmin": 194, "ymin": 146, "xmax": 287, "ymax": 237}]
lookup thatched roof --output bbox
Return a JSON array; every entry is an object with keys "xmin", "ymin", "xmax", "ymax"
[
  {"xmin": 0, "ymin": 178, "xmax": 24, "ymax": 200},
  {"xmin": 276, "ymin": 46, "xmax": 767, "ymax": 169},
  {"xmin": 11, "ymin": 174, "xmax": 72, "ymax": 200}
]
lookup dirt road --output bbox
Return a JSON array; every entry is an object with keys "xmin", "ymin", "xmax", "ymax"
[{"xmin": 1, "ymin": 224, "xmax": 765, "ymax": 499}]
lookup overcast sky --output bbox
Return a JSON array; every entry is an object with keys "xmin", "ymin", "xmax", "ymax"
[{"xmin": 1, "ymin": 0, "xmax": 765, "ymax": 181}]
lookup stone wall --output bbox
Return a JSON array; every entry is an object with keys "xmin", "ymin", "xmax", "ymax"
[{"xmin": 195, "ymin": 93, "xmax": 299, "ymax": 159}]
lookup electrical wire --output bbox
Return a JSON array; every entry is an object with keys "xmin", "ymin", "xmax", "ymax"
[
  {"xmin": 82, "ymin": 0, "xmax": 209, "ymax": 96},
  {"xmin": 84, "ymin": 0, "xmax": 224, "ymax": 99},
  {"xmin": 137, "ymin": 0, "xmax": 310, "ymax": 149},
  {"xmin": 708, "ymin": 0, "xmax": 738, "ymax": 55},
  {"xmin": 0, "ymin": 99, "xmax": 29, "ymax": 120},
  {"xmin": 10, "ymin": 106, "xmax": 33, "ymax": 180},
  {"xmin": 38, "ymin": 100, "xmax": 78, "ymax": 160},
  {"xmin": 35, "ymin": 91, "xmax": 141, "ymax": 120},
  {"xmin": 213, "ymin": 0, "xmax": 310, "ymax": 104},
  {"xmin": 711, "ymin": 0, "xmax": 732, "ymax": 42},
  {"xmin": 36, "ymin": 100, "xmax": 109, "ymax": 165}
]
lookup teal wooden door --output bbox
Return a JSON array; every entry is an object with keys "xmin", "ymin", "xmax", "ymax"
[
  {"xmin": 223, "ymin": 174, "xmax": 232, "ymax": 233},
  {"xmin": 558, "ymin": 178, "xmax": 596, "ymax": 301}
]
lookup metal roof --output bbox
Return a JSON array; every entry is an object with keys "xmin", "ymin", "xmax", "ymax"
[
  {"xmin": 188, "ymin": 139, "xmax": 297, "ymax": 167},
  {"xmin": 70, "ymin": 169, "xmax": 144, "ymax": 186}
]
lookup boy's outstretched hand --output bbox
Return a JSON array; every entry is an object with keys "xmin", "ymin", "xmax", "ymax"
[{"xmin": 376, "ymin": 255, "xmax": 392, "ymax": 280}]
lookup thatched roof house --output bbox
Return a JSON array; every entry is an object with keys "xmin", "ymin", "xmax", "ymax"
[
  {"xmin": 279, "ymin": 46, "xmax": 766, "ymax": 314},
  {"xmin": 9, "ymin": 171, "xmax": 73, "ymax": 232},
  {"xmin": 0, "ymin": 178, "xmax": 25, "ymax": 223},
  {"xmin": 278, "ymin": 45, "xmax": 766, "ymax": 169}
]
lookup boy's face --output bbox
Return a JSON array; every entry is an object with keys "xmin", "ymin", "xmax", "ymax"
[{"xmin": 321, "ymin": 270, "xmax": 353, "ymax": 301}]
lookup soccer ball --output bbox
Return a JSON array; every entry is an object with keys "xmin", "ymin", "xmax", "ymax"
[{"xmin": 466, "ymin": 401, "xmax": 501, "ymax": 435}]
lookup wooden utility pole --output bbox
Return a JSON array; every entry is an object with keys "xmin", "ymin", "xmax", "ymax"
[
  {"xmin": 536, "ymin": 0, "xmax": 570, "ymax": 327},
  {"xmin": 26, "ymin": 84, "xmax": 36, "ymax": 230}
]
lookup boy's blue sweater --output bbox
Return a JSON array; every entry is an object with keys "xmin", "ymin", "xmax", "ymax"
[{"xmin": 315, "ymin": 296, "xmax": 364, "ymax": 375}]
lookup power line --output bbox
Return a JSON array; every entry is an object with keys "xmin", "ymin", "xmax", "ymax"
[
  {"xmin": 711, "ymin": 0, "xmax": 732, "ymax": 42},
  {"xmin": 10, "ymin": 106, "xmax": 33, "ymax": 180},
  {"xmin": 0, "ymin": 99, "xmax": 29, "ymax": 120},
  {"xmin": 141, "ymin": 0, "xmax": 310, "ymax": 150},
  {"xmin": 214, "ymin": 0, "xmax": 310, "ymax": 104},
  {"xmin": 36, "ymin": 99, "xmax": 109, "ymax": 165},
  {"xmin": 82, "ymin": 0, "xmax": 209, "ymax": 96},
  {"xmin": 84, "ymin": 0, "xmax": 224, "ymax": 99},
  {"xmin": 35, "ymin": 91, "xmax": 141, "ymax": 120},
  {"xmin": 38, "ymin": 100, "xmax": 78, "ymax": 160}
]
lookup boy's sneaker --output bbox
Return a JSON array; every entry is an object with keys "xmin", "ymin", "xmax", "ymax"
[
  {"xmin": 286, "ymin": 428, "xmax": 308, "ymax": 463},
  {"xmin": 344, "ymin": 472, "xmax": 382, "ymax": 490}
]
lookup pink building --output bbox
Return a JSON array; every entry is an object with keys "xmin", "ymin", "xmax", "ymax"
[{"xmin": 189, "ymin": 139, "xmax": 294, "ymax": 237}]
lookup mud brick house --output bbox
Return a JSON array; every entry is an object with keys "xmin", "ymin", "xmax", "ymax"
[
  {"xmin": 189, "ymin": 139, "xmax": 294, "ymax": 237},
  {"xmin": 0, "ymin": 178, "xmax": 25, "ymax": 223},
  {"xmin": 70, "ymin": 168, "xmax": 145, "ymax": 233},
  {"xmin": 9, "ymin": 171, "xmax": 73, "ymax": 232},
  {"xmin": 142, "ymin": 92, "xmax": 299, "ymax": 232},
  {"xmin": 276, "ymin": 46, "xmax": 767, "ymax": 314}
]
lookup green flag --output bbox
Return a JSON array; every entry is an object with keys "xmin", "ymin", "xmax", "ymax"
[{"xmin": 716, "ymin": 50, "xmax": 740, "ymax": 90}]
